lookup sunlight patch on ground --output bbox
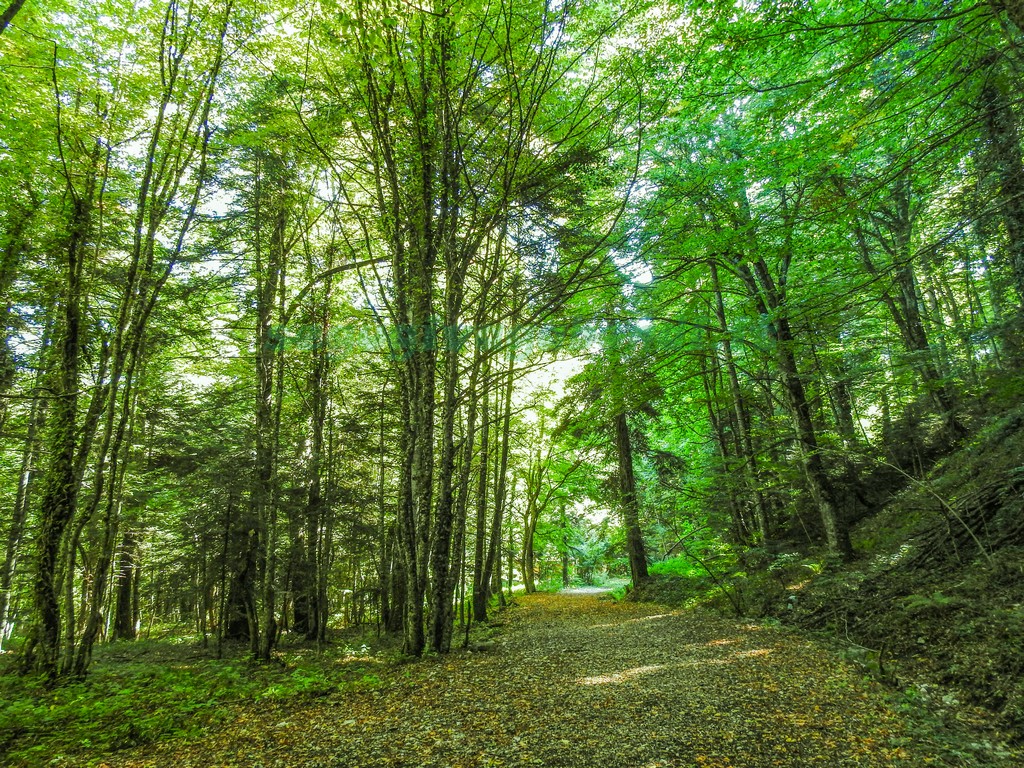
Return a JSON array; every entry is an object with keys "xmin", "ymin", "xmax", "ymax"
[
  {"xmin": 589, "ymin": 612, "xmax": 674, "ymax": 629},
  {"xmin": 330, "ymin": 656, "xmax": 381, "ymax": 666},
  {"xmin": 578, "ymin": 664, "xmax": 665, "ymax": 685},
  {"xmin": 734, "ymin": 649, "xmax": 772, "ymax": 658},
  {"xmin": 706, "ymin": 637, "xmax": 741, "ymax": 647}
]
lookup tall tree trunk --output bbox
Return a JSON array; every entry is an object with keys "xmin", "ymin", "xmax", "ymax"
[
  {"xmin": 613, "ymin": 411, "xmax": 650, "ymax": 586},
  {"xmin": 248, "ymin": 144, "xmax": 295, "ymax": 662},
  {"xmin": 28, "ymin": 186, "xmax": 92, "ymax": 680},
  {"xmin": 0, "ymin": 198, "xmax": 38, "ymax": 435},
  {"xmin": 482, "ymin": 342, "xmax": 515, "ymax": 612},
  {"xmin": 737, "ymin": 255, "xmax": 854, "ymax": 559},
  {"xmin": 299, "ymin": 280, "xmax": 330, "ymax": 642},
  {"xmin": 774, "ymin": 319, "xmax": 853, "ymax": 559},
  {"xmin": 711, "ymin": 262, "xmax": 770, "ymax": 542},
  {"xmin": 216, "ymin": 495, "xmax": 233, "ymax": 657},
  {"xmin": 848, "ymin": 186, "xmax": 965, "ymax": 436},
  {"xmin": 521, "ymin": 446, "xmax": 544, "ymax": 594},
  {"xmin": 51, "ymin": 4, "xmax": 227, "ymax": 676},
  {"xmin": 700, "ymin": 350, "xmax": 750, "ymax": 544},
  {"xmin": 437, "ymin": 333, "xmax": 486, "ymax": 645},
  {"xmin": 831, "ymin": 361, "xmax": 859, "ymax": 447},
  {"xmin": 0, "ymin": 333, "xmax": 49, "ymax": 651},
  {"xmin": 398, "ymin": 335, "xmax": 435, "ymax": 656},
  {"xmin": 429, "ymin": 282, "xmax": 467, "ymax": 651},
  {"xmin": 560, "ymin": 506, "xmax": 570, "ymax": 588},
  {"xmin": 375, "ymin": 380, "xmax": 397, "ymax": 634},
  {"xmin": 440, "ymin": 419, "xmax": 471, "ymax": 651},
  {"xmin": 225, "ymin": 529, "xmax": 258, "ymax": 645},
  {"xmin": 522, "ymin": 511, "xmax": 538, "ymax": 594},
  {"xmin": 317, "ymin": 413, "xmax": 336, "ymax": 644},
  {"xmin": 471, "ymin": 356, "xmax": 492, "ymax": 621},
  {"xmin": 112, "ymin": 530, "xmax": 140, "ymax": 641},
  {"xmin": 72, "ymin": 345, "xmax": 147, "ymax": 676},
  {"xmin": 980, "ymin": 53, "xmax": 1024, "ymax": 310}
]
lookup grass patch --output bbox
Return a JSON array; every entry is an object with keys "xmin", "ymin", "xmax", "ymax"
[
  {"xmin": 0, "ymin": 633, "xmax": 395, "ymax": 766},
  {"xmin": 629, "ymin": 553, "xmax": 742, "ymax": 610},
  {"xmin": 648, "ymin": 555, "xmax": 706, "ymax": 580}
]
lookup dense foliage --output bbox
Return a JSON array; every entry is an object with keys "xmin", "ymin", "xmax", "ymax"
[{"xmin": 1, "ymin": 5, "xmax": 1021, "ymax": 749}]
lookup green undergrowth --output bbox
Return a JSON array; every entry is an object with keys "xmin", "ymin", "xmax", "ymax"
[
  {"xmin": 0, "ymin": 631, "xmax": 396, "ymax": 766},
  {"xmin": 624, "ymin": 556, "xmax": 722, "ymax": 606},
  {"xmin": 537, "ymin": 572, "xmax": 625, "ymax": 593}
]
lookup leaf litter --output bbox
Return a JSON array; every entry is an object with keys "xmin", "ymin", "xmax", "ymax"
[{"xmin": 107, "ymin": 592, "xmax": 955, "ymax": 767}]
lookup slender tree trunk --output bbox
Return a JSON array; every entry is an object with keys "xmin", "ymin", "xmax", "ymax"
[
  {"xmin": 216, "ymin": 495, "xmax": 233, "ymax": 657},
  {"xmin": 72, "ymin": 349, "xmax": 146, "ymax": 676},
  {"xmin": 0, "ymin": 340, "xmax": 49, "ymax": 650},
  {"xmin": 980, "ymin": 53, "xmax": 1024, "ymax": 309},
  {"xmin": 831, "ymin": 362, "xmax": 858, "ymax": 447},
  {"xmin": 318, "ymin": 413, "xmax": 336, "ymax": 645},
  {"xmin": 398, "ymin": 341, "xmax": 434, "ymax": 656},
  {"xmin": 711, "ymin": 262, "xmax": 770, "ymax": 542},
  {"xmin": 112, "ymin": 531, "xmax": 139, "ymax": 641},
  {"xmin": 297, "ymin": 282, "xmax": 330, "ymax": 641},
  {"xmin": 700, "ymin": 351, "xmax": 749, "ymax": 543},
  {"xmin": 614, "ymin": 411, "xmax": 649, "ymax": 586},
  {"xmin": 0, "ymin": 200, "xmax": 38, "ymax": 435},
  {"xmin": 375, "ymin": 380, "xmax": 395, "ymax": 634},
  {"xmin": 521, "ymin": 448, "xmax": 543, "ymax": 594},
  {"xmin": 522, "ymin": 512, "xmax": 538, "ymax": 594},
  {"xmin": 440, "ymin": 341, "xmax": 479, "ymax": 636},
  {"xmin": 471, "ymin": 356, "xmax": 491, "ymax": 621},
  {"xmin": 850, "ymin": 206, "xmax": 965, "ymax": 437},
  {"xmin": 482, "ymin": 342, "xmax": 515, "ymax": 611},
  {"xmin": 250, "ymin": 155, "xmax": 290, "ymax": 661},
  {"xmin": 28, "ymin": 180, "xmax": 94, "ymax": 679},
  {"xmin": 429, "ymin": 284, "xmax": 467, "ymax": 651},
  {"xmin": 560, "ymin": 507, "xmax": 570, "ymax": 588},
  {"xmin": 777, "ymin": 334, "xmax": 853, "ymax": 559},
  {"xmin": 299, "ymin": 404, "xmax": 325, "ymax": 641},
  {"xmin": 737, "ymin": 255, "xmax": 854, "ymax": 559},
  {"xmin": 440, "ymin": 415, "xmax": 471, "ymax": 651},
  {"xmin": 506, "ymin": 510, "xmax": 515, "ymax": 602},
  {"xmin": 49, "ymin": 4, "xmax": 227, "ymax": 676},
  {"xmin": 0, "ymin": 0, "xmax": 26, "ymax": 36}
]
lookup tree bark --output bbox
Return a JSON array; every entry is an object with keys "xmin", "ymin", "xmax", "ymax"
[
  {"xmin": 736, "ymin": 254, "xmax": 854, "ymax": 560},
  {"xmin": 0, "ymin": 0, "xmax": 26, "ymax": 36},
  {"xmin": 112, "ymin": 531, "xmax": 140, "ymax": 641},
  {"xmin": 614, "ymin": 411, "xmax": 650, "ymax": 586},
  {"xmin": 0, "ymin": 353, "xmax": 47, "ymax": 651},
  {"xmin": 482, "ymin": 343, "xmax": 516, "ymax": 612},
  {"xmin": 846, "ymin": 176, "xmax": 966, "ymax": 437},
  {"xmin": 711, "ymin": 261, "xmax": 771, "ymax": 542},
  {"xmin": 429, "ymin": 280, "xmax": 467, "ymax": 651},
  {"xmin": 980, "ymin": 53, "xmax": 1024, "ymax": 310},
  {"xmin": 471, "ymin": 356, "xmax": 492, "ymax": 621},
  {"xmin": 700, "ymin": 349, "xmax": 750, "ymax": 543},
  {"xmin": 29, "ymin": 189, "xmax": 91, "ymax": 680}
]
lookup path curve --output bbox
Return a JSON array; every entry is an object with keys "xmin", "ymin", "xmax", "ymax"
[{"xmin": 112, "ymin": 593, "xmax": 942, "ymax": 767}]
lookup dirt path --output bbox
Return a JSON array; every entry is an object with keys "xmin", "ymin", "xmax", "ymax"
[
  {"xmin": 112, "ymin": 593, "xmax": 946, "ymax": 767},
  {"xmin": 558, "ymin": 585, "xmax": 619, "ymax": 594}
]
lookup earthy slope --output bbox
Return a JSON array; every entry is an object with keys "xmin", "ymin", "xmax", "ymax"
[
  {"xmin": 105, "ymin": 592, "xmax": 949, "ymax": 768},
  {"xmin": 771, "ymin": 406, "xmax": 1024, "ymax": 744}
]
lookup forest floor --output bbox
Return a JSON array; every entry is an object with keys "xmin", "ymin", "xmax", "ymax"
[{"xmin": 100, "ymin": 592, "xmax": 960, "ymax": 768}]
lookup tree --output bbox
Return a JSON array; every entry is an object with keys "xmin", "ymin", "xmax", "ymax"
[{"xmin": 308, "ymin": 0, "xmax": 646, "ymax": 654}]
